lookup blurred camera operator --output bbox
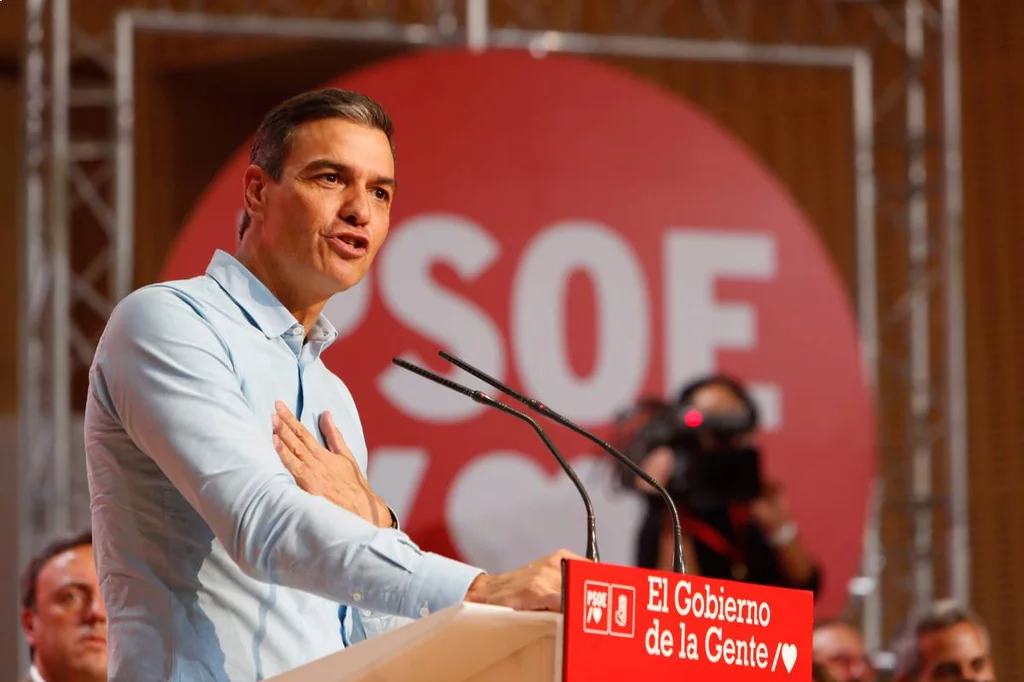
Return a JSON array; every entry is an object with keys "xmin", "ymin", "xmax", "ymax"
[{"xmin": 620, "ymin": 374, "xmax": 822, "ymax": 595}]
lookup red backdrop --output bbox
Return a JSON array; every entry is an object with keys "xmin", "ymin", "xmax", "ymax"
[{"xmin": 164, "ymin": 48, "xmax": 875, "ymax": 617}]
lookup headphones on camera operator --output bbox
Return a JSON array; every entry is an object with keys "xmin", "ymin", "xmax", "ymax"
[{"xmin": 625, "ymin": 375, "xmax": 764, "ymax": 511}]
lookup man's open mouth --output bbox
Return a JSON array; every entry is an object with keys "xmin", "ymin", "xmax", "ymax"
[{"xmin": 328, "ymin": 232, "xmax": 369, "ymax": 255}]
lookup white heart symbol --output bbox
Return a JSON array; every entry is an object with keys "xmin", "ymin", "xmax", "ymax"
[
  {"xmin": 590, "ymin": 606, "xmax": 603, "ymax": 623},
  {"xmin": 446, "ymin": 452, "xmax": 644, "ymax": 572},
  {"xmin": 781, "ymin": 644, "xmax": 798, "ymax": 673}
]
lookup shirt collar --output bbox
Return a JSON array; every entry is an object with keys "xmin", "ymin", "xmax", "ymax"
[
  {"xmin": 205, "ymin": 250, "xmax": 339, "ymax": 347},
  {"xmin": 29, "ymin": 665, "xmax": 45, "ymax": 682}
]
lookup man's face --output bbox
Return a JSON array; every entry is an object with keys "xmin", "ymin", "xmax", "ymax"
[
  {"xmin": 249, "ymin": 117, "xmax": 396, "ymax": 298},
  {"xmin": 22, "ymin": 545, "xmax": 107, "ymax": 679},
  {"xmin": 813, "ymin": 623, "xmax": 875, "ymax": 682},
  {"xmin": 916, "ymin": 622, "xmax": 994, "ymax": 682}
]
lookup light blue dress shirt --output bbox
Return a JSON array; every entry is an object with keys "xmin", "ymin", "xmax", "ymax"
[{"xmin": 84, "ymin": 250, "xmax": 483, "ymax": 682}]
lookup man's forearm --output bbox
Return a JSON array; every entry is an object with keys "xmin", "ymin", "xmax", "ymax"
[{"xmin": 237, "ymin": 487, "xmax": 480, "ymax": 616}]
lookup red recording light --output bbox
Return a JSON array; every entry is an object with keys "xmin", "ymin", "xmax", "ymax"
[{"xmin": 683, "ymin": 409, "xmax": 704, "ymax": 428}]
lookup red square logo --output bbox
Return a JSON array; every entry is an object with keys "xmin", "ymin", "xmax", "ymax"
[
  {"xmin": 582, "ymin": 581, "xmax": 610, "ymax": 634},
  {"xmin": 608, "ymin": 585, "xmax": 636, "ymax": 639}
]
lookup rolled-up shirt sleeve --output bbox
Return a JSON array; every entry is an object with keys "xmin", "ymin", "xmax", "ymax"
[{"xmin": 88, "ymin": 285, "xmax": 482, "ymax": 619}]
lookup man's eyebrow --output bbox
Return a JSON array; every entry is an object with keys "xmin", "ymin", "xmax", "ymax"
[
  {"xmin": 54, "ymin": 579, "xmax": 94, "ymax": 593},
  {"xmin": 301, "ymin": 159, "xmax": 397, "ymax": 191},
  {"xmin": 301, "ymin": 158, "xmax": 348, "ymax": 174}
]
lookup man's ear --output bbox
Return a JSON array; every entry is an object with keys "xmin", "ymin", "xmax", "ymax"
[
  {"xmin": 242, "ymin": 164, "xmax": 270, "ymax": 224},
  {"xmin": 21, "ymin": 606, "xmax": 37, "ymax": 649}
]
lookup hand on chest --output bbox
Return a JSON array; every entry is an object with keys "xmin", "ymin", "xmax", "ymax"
[{"xmin": 241, "ymin": 356, "xmax": 368, "ymax": 468}]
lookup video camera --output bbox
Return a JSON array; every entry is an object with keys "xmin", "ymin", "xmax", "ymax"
[{"xmin": 626, "ymin": 402, "xmax": 764, "ymax": 508}]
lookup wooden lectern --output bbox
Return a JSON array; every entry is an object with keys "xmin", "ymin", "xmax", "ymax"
[{"xmin": 265, "ymin": 604, "xmax": 563, "ymax": 682}]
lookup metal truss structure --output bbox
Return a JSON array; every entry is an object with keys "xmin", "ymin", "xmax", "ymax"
[{"xmin": 20, "ymin": 0, "xmax": 965, "ymax": 664}]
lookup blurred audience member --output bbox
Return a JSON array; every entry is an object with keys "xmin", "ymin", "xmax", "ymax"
[
  {"xmin": 621, "ymin": 375, "xmax": 822, "ymax": 594},
  {"xmin": 813, "ymin": 619, "xmax": 876, "ymax": 682},
  {"xmin": 19, "ymin": 530, "xmax": 107, "ymax": 682},
  {"xmin": 813, "ymin": 660, "xmax": 841, "ymax": 682},
  {"xmin": 893, "ymin": 599, "xmax": 994, "ymax": 682}
]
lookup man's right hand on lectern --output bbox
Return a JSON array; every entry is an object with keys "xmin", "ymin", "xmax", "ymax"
[{"xmin": 463, "ymin": 549, "xmax": 583, "ymax": 613}]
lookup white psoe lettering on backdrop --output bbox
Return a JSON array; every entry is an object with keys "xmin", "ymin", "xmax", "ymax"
[
  {"xmin": 662, "ymin": 229, "xmax": 776, "ymax": 396},
  {"xmin": 329, "ymin": 213, "xmax": 787, "ymax": 571},
  {"xmin": 324, "ymin": 213, "xmax": 783, "ymax": 428},
  {"xmin": 376, "ymin": 214, "xmax": 506, "ymax": 423},
  {"xmin": 511, "ymin": 220, "xmax": 650, "ymax": 423}
]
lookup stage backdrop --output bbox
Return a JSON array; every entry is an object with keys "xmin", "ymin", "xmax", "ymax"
[{"xmin": 162, "ymin": 48, "xmax": 874, "ymax": 617}]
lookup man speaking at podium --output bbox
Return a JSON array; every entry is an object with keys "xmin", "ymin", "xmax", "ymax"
[{"xmin": 84, "ymin": 89, "xmax": 574, "ymax": 682}]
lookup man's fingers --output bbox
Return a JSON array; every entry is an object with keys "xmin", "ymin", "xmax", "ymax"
[
  {"xmin": 273, "ymin": 435, "xmax": 307, "ymax": 478},
  {"xmin": 320, "ymin": 411, "xmax": 352, "ymax": 457},
  {"xmin": 534, "ymin": 590, "xmax": 563, "ymax": 613},
  {"xmin": 273, "ymin": 414, "xmax": 310, "ymax": 459},
  {"xmin": 537, "ymin": 549, "xmax": 583, "ymax": 571},
  {"xmin": 520, "ymin": 560, "xmax": 568, "ymax": 612},
  {"xmin": 525, "ymin": 566, "xmax": 564, "ymax": 612},
  {"xmin": 466, "ymin": 558, "xmax": 567, "ymax": 614},
  {"xmin": 275, "ymin": 401, "xmax": 321, "ymax": 452},
  {"xmin": 551, "ymin": 549, "xmax": 584, "ymax": 562},
  {"xmin": 517, "ymin": 578, "xmax": 563, "ymax": 613}
]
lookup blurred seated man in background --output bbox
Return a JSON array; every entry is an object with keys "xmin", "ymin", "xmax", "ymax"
[
  {"xmin": 619, "ymin": 374, "xmax": 821, "ymax": 593},
  {"xmin": 19, "ymin": 530, "xmax": 107, "ymax": 682},
  {"xmin": 893, "ymin": 599, "xmax": 995, "ymax": 682},
  {"xmin": 813, "ymin": 619, "xmax": 876, "ymax": 682},
  {"xmin": 813, "ymin": 661, "xmax": 840, "ymax": 682}
]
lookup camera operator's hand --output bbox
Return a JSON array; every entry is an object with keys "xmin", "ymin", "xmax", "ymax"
[
  {"xmin": 750, "ymin": 481, "xmax": 792, "ymax": 535},
  {"xmin": 750, "ymin": 481, "xmax": 819, "ymax": 589}
]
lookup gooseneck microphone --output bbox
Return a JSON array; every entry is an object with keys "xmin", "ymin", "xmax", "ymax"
[
  {"xmin": 437, "ymin": 350, "xmax": 687, "ymax": 575},
  {"xmin": 390, "ymin": 357, "xmax": 600, "ymax": 563}
]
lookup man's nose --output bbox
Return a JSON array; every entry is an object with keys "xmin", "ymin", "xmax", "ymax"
[
  {"xmin": 83, "ymin": 591, "xmax": 107, "ymax": 622},
  {"xmin": 848, "ymin": 661, "xmax": 869, "ymax": 682},
  {"xmin": 340, "ymin": 188, "xmax": 371, "ymax": 227}
]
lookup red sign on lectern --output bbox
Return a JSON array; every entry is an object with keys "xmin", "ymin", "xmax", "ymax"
[{"xmin": 563, "ymin": 559, "xmax": 813, "ymax": 680}]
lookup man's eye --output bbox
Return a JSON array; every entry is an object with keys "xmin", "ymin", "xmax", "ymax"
[
  {"xmin": 321, "ymin": 173, "xmax": 339, "ymax": 184},
  {"xmin": 374, "ymin": 188, "xmax": 391, "ymax": 201},
  {"xmin": 57, "ymin": 591, "xmax": 82, "ymax": 605}
]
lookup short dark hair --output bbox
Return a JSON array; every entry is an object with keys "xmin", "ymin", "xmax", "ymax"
[
  {"xmin": 20, "ymin": 529, "xmax": 94, "ymax": 611},
  {"xmin": 892, "ymin": 599, "xmax": 988, "ymax": 680},
  {"xmin": 813, "ymin": 618, "xmax": 861, "ymax": 654},
  {"xmin": 239, "ymin": 88, "xmax": 396, "ymax": 239},
  {"xmin": 813, "ymin": 616, "xmax": 858, "ymax": 633}
]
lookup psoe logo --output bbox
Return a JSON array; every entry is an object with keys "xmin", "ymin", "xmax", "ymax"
[{"xmin": 582, "ymin": 581, "xmax": 635, "ymax": 638}]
